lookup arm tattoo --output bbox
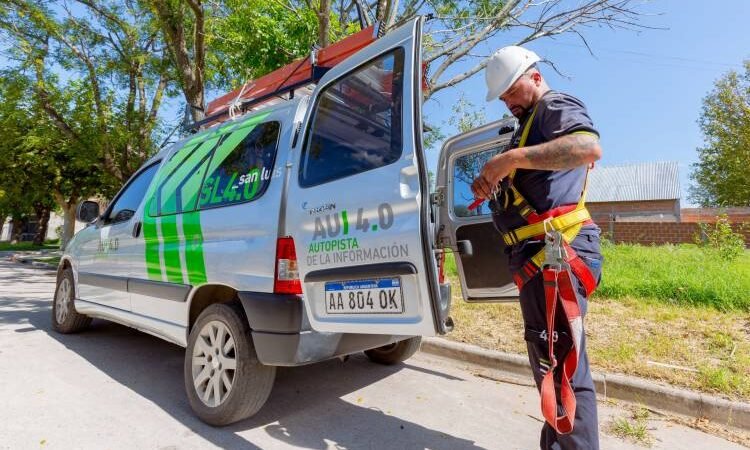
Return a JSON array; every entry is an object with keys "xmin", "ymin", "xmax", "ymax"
[{"xmin": 521, "ymin": 134, "xmax": 599, "ymax": 170}]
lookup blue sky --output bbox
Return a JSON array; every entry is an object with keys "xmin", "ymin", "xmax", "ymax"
[{"xmin": 423, "ymin": 0, "xmax": 750, "ymax": 207}]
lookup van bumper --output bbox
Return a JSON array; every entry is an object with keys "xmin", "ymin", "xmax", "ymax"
[
  {"xmin": 251, "ymin": 330, "xmax": 408, "ymax": 366},
  {"xmin": 237, "ymin": 291, "xmax": 410, "ymax": 366}
]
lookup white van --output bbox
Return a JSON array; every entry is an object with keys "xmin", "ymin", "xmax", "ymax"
[{"xmin": 54, "ymin": 16, "xmax": 518, "ymax": 426}]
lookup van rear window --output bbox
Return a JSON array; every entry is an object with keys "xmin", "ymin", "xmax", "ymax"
[
  {"xmin": 299, "ymin": 48, "xmax": 404, "ymax": 187},
  {"xmin": 148, "ymin": 120, "xmax": 280, "ymax": 216},
  {"xmin": 198, "ymin": 121, "xmax": 280, "ymax": 210}
]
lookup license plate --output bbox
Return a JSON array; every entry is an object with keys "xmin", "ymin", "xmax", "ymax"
[{"xmin": 324, "ymin": 278, "xmax": 403, "ymax": 314}]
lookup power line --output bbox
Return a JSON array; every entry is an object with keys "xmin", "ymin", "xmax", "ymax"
[{"xmin": 535, "ymin": 40, "xmax": 744, "ymax": 69}]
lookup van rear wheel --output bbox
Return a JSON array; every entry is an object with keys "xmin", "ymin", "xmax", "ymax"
[
  {"xmin": 365, "ymin": 336, "xmax": 422, "ymax": 365},
  {"xmin": 184, "ymin": 303, "xmax": 276, "ymax": 426}
]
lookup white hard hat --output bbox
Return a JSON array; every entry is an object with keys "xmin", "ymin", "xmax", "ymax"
[{"xmin": 485, "ymin": 46, "xmax": 541, "ymax": 101}]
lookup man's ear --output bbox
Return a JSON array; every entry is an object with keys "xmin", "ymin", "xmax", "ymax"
[{"xmin": 531, "ymin": 71, "xmax": 543, "ymax": 86}]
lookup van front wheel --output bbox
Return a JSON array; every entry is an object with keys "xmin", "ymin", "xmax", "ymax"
[
  {"xmin": 365, "ymin": 336, "xmax": 422, "ymax": 365},
  {"xmin": 52, "ymin": 268, "xmax": 91, "ymax": 334},
  {"xmin": 184, "ymin": 303, "xmax": 276, "ymax": 426}
]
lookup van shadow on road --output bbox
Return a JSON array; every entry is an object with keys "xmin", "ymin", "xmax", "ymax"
[{"xmin": 4, "ymin": 292, "xmax": 486, "ymax": 450}]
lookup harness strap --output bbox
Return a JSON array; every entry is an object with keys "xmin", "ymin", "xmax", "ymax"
[
  {"xmin": 513, "ymin": 240, "xmax": 598, "ymax": 297},
  {"xmin": 503, "ymin": 206, "xmax": 591, "ymax": 246},
  {"xmin": 541, "ymin": 265, "xmax": 583, "ymax": 434}
]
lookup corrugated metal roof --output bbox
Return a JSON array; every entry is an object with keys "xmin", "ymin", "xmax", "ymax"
[{"xmin": 587, "ymin": 161, "xmax": 680, "ymax": 202}]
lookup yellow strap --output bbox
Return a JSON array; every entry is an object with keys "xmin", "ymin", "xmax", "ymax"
[
  {"xmin": 507, "ymin": 103, "xmax": 539, "ymax": 183},
  {"xmin": 502, "ymin": 206, "xmax": 591, "ymax": 246}
]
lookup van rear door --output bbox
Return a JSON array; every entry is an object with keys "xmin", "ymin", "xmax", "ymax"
[
  {"xmin": 285, "ymin": 17, "xmax": 450, "ymax": 336},
  {"xmin": 435, "ymin": 119, "xmax": 520, "ymax": 302}
]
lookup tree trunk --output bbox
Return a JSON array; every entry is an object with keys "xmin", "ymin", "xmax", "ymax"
[
  {"xmin": 60, "ymin": 203, "xmax": 77, "ymax": 251},
  {"xmin": 53, "ymin": 191, "xmax": 80, "ymax": 251},
  {"xmin": 33, "ymin": 205, "xmax": 51, "ymax": 246},
  {"xmin": 317, "ymin": 0, "xmax": 332, "ymax": 47},
  {"xmin": 10, "ymin": 215, "xmax": 25, "ymax": 244}
]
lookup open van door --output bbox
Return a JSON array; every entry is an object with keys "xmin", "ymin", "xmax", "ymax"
[
  {"xmin": 286, "ymin": 16, "xmax": 451, "ymax": 336},
  {"xmin": 435, "ymin": 119, "xmax": 521, "ymax": 302}
]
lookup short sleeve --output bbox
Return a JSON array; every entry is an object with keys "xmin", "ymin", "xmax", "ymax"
[{"xmin": 538, "ymin": 93, "xmax": 599, "ymax": 142}]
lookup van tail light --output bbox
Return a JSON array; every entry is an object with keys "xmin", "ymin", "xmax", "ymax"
[{"xmin": 274, "ymin": 236, "xmax": 302, "ymax": 295}]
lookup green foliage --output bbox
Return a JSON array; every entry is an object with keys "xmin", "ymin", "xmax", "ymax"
[
  {"xmin": 448, "ymin": 94, "xmax": 486, "ymax": 134},
  {"xmin": 0, "ymin": 241, "xmax": 59, "ymax": 251},
  {"xmin": 0, "ymin": 72, "xmax": 59, "ymax": 220},
  {"xmin": 208, "ymin": 0, "xmax": 323, "ymax": 87},
  {"xmin": 696, "ymin": 214, "xmax": 746, "ymax": 261},
  {"xmin": 690, "ymin": 60, "xmax": 750, "ymax": 207}
]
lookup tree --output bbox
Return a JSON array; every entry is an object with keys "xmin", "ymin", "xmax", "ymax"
[
  {"xmin": 690, "ymin": 60, "xmax": 750, "ymax": 207},
  {"xmin": 0, "ymin": 71, "xmax": 63, "ymax": 245},
  {"xmin": 0, "ymin": 0, "xmax": 174, "ymax": 247},
  {"xmin": 149, "ymin": 0, "xmax": 208, "ymax": 122},
  {"xmin": 207, "ymin": 0, "xmax": 320, "ymax": 86}
]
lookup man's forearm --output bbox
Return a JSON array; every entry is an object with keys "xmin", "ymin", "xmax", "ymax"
[{"xmin": 511, "ymin": 133, "xmax": 602, "ymax": 171}]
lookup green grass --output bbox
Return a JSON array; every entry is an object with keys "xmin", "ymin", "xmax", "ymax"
[
  {"xmin": 608, "ymin": 408, "xmax": 654, "ymax": 447},
  {"xmin": 0, "ymin": 241, "xmax": 59, "ymax": 251},
  {"xmin": 596, "ymin": 242, "xmax": 750, "ymax": 311},
  {"xmin": 443, "ymin": 243, "xmax": 750, "ymax": 311}
]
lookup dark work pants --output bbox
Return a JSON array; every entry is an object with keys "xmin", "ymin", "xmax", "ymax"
[{"xmin": 516, "ymin": 233, "xmax": 603, "ymax": 450}]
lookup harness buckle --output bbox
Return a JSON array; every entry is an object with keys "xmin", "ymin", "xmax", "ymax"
[{"xmin": 543, "ymin": 223, "xmax": 568, "ymax": 269}]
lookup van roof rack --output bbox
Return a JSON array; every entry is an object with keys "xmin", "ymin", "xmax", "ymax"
[{"xmin": 191, "ymin": 24, "xmax": 379, "ymax": 131}]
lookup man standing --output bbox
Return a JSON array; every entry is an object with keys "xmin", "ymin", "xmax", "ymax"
[{"xmin": 472, "ymin": 46, "xmax": 604, "ymax": 450}]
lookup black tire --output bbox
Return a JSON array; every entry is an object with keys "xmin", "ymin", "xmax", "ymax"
[
  {"xmin": 365, "ymin": 336, "xmax": 422, "ymax": 365},
  {"xmin": 52, "ymin": 267, "xmax": 92, "ymax": 334},
  {"xmin": 184, "ymin": 302, "xmax": 276, "ymax": 426}
]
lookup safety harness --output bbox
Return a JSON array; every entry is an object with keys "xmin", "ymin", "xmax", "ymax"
[{"xmin": 475, "ymin": 104, "xmax": 598, "ymax": 434}]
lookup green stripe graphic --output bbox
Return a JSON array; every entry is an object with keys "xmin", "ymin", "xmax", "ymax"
[
  {"xmin": 160, "ymin": 214, "xmax": 183, "ymax": 284},
  {"xmin": 143, "ymin": 211, "xmax": 161, "ymax": 281},
  {"xmin": 182, "ymin": 211, "xmax": 207, "ymax": 285},
  {"xmin": 141, "ymin": 111, "xmax": 272, "ymax": 285}
]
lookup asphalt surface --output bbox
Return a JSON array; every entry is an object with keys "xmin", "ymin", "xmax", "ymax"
[{"xmin": 0, "ymin": 258, "xmax": 745, "ymax": 449}]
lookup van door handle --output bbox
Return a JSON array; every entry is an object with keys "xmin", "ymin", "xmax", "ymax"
[{"xmin": 132, "ymin": 221, "xmax": 142, "ymax": 238}]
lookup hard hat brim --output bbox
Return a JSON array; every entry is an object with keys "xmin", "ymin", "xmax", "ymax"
[{"xmin": 485, "ymin": 55, "xmax": 540, "ymax": 102}]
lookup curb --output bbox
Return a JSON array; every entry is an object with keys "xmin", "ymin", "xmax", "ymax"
[
  {"xmin": 420, "ymin": 337, "xmax": 750, "ymax": 430},
  {"xmin": 9, "ymin": 254, "xmax": 57, "ymax": 271}
]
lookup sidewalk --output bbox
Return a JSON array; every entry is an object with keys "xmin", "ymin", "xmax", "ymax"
[
  {"xmin": 420, "ymin": 337, "xmax": 750, "ymax": 433},
  {"xmin": 6, "ymin": 250, "xmax": 60, "ymax": 271}
]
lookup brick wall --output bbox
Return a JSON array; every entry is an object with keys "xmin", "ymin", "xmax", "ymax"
[
  {"xmin": 681, "ymin": 207, "xmax": 750, "ymax": 223},
  {"xmin": 600, "ymin": 221, "xmax": 750, "ymax": 247},
  {"xmin": 588, "ymin": 200, "xmax": 679, "ymax": 224}
]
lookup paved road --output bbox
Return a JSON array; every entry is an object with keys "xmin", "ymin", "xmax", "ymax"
[{"xmin": 0, "ymin": 259, "xmax": 745, "ymax": 449}]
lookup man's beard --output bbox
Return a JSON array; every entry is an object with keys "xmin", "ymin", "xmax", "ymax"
[{"xmin": 510, "ymin": 105, "xmax": 528, "ymax": 118}]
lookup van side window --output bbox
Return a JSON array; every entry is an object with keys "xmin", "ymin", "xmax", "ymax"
[
  {"xmin": 106, "ymin": 162, "xmax": 159, "ymax": 224},
  {"xmin": 452, "ymin": 148, "xmax": 502, "ymax": 217},
  {"xmin": 300, "ymin": 48, "xmax": 405, "ymax": 187},
  {"xmin": 197, "ymin": 121, "xmax": 281, "ymax": 209}
]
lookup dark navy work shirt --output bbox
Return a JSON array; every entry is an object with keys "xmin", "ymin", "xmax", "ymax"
[{"xmin": 491, "ymin": 90, "xmax": 602, "ymax": 270}]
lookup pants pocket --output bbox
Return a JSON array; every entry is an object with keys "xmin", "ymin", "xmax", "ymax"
[{"xmin": 524, "ymin": 325, "xmax": 574, "ymax": 380}]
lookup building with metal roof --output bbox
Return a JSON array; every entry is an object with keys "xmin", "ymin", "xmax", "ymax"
[{"xmin": 587, "ymin": 161, "xmax": 681, "ymax": 223}]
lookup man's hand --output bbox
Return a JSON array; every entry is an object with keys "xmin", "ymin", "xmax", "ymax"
[
  {"xmin": 471, "ymin": 152, "xmax": 518, "ymax": 200},
  {"xmin": 470, "ymin": 133, "xmax": 602, "ymax": 200}
]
